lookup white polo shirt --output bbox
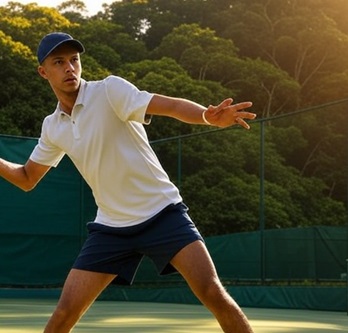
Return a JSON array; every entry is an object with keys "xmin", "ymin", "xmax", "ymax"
[{"xmin": 30, "ymin": 75, "xmax": 182, "ymax": 227}]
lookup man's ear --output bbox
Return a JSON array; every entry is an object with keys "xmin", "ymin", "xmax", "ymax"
[{"xmin": 37, "ymin": 65, "xmax": 48, "ymax": 79}]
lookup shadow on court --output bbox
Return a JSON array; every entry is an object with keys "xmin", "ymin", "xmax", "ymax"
[{"xmin": 0, "ymin": 299, "xmax": 346, "ymax": 332}]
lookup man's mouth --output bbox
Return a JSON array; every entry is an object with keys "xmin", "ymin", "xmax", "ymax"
[{"xmin": 65, "ymin": 77, "xmax": 77, "ymax": 82}]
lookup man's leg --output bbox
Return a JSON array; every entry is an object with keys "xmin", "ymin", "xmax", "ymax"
[
  {"xmin": 44, "ymin": 269, "xmax": 116, "ymax": 333},
  {"xmin": 170, "ymin": 240, "xmax": 254, "ymax": 333}
]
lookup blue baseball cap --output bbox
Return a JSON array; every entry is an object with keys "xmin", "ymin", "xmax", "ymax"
[{"xmin": 37, "ymin": 32, "xmax": 85, "ymax": 64}]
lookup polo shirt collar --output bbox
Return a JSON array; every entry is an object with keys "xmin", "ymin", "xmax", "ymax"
[
  {"xmin": 75, "ymin": 78, "xmax": 87, "ymax": 106},
  {"xmin": 56, "ymin": 78, "xmax": 87, "ymax": 116}
]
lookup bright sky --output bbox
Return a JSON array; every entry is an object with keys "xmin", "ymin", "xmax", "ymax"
[{"xmin": 0, "ymin": 0, "xmax": 116, "ymax": 15}]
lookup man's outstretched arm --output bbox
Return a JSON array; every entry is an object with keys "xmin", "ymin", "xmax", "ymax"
[{"xmin": 146, "ymin": 95, "xmax": 256, "ymax": 129}]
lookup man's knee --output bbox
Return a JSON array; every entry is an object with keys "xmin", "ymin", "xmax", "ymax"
[
  {"xmin": 198, "ymin": 277, "xmax": 231, "ymax": 304},
  {"xmin": 45, "ymin": 303, "xmax": 82, "ymax": 332}
]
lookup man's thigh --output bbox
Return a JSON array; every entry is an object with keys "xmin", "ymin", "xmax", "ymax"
[
  {"xmin": 170, "ymin": 240, "xmax": 220, "ymax": 292},
  {"xmin": 56, "ymin": 269, "xmax": 116, "ymax": 313}
]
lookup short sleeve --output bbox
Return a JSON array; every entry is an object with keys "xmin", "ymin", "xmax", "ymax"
[
  {"xmin": 29, "ymin": 117, "xmax": 65, "ymax": 167},
  {"xmin": 104, "ymin": 76, "xmax": 154, "ymax": 123}
]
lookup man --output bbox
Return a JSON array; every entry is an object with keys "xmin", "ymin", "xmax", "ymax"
[{"xmin": 0, "ymin": 32, "xmax": 256, "ymax": 333}]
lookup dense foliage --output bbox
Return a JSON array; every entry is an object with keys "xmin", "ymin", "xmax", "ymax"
[{"xmin": 0, "ymin": 0, "xmax": 347, "ymax": 235}]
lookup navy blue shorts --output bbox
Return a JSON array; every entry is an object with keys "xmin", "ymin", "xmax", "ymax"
[{"xmin": 72, "ymin": 203, "xmax": 204, "ymax": 285}]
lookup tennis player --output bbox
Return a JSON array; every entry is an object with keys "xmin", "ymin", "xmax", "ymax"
[{"xmin": 0, "ymin": 32, "xmax": 256, "ymax": 333}]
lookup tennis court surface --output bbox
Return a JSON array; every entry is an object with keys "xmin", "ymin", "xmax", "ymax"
[{"xmin": 0, "ymin": 298, "xmax": 347, "ymax": 332}]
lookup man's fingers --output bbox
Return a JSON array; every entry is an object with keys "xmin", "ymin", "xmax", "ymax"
[
  {"xmin": 208, "ymin": 100, "xmax": 256, "ymax": 129},
  {"xmin": 210, "ymin": 98, "xmax": 234, "ymax": 115},
  {"xmin": 236, "ymin": 111, "xmax": 257, "ymax": 120},
  {"xmin": 235, "ymin": 117, "xmax": 250, "ymax": 130},
  {"xmin": 233, "ymin": 101, "xmax": 253, "ymax": 110},
  {"xmin": 219, "ymin": 98, "xmax": 233, "ymax": 108}
]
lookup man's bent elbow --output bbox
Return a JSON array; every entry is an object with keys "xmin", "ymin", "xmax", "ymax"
[
  {"xmin": 22, "ymin": 185, "xmax": 34, "ymax": 192},
  {"xmin": 20, "ymin": 180, "xmax": 38, "ymax": 192}
]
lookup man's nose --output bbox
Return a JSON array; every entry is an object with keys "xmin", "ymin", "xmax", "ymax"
[{"xmin": 65, "ymin": 61, "xmax": 75, "ymax": 72}]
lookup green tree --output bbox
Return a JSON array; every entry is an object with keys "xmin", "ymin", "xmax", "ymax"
[
  {"xmin": 152, "ymin": 24, "xmax": 238, "ymax": 74},
  {"xmin": 71, "ymin": 19, "xmax": 148, "ymax": 69},
  {"xmin": 177, "ymin": 124, "xmax": 346, "ymax": 235},
  {"xmin": 152, "ymin": 23, "xmax": 300, "ymax": 118},
  {"xmin": 0, "ymin": 2, "xmax": 78, "ymax": 56},
  {"xmin": 216, "ymin": 0, "xmax": 348, "ymax": 105},
  {"xmin": 232, "ymin": 58, "xmax": 301, "ymax": 118},
  {"xmin": 0, "ymin": 31, "xmax": 55, "ymax": 136},
  {"xmin": 58, "ymin": 0, "xmax": 88, "ymax": 23},
  {"xmin": 108, "ymin": 0, "xmax": 150, "ymax": 38}
]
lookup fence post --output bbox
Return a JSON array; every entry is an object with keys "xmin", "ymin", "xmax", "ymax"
[
  {"xmin": 259, "ymin": 121, "xmax": 265, "ymax": 284},
  {"xmin": 346, "ymin": 259, "xmax": 348, "ymax": 316},
  {"xmin": 177, "ymin": 137, "xmax": 182, "ymax": 189}
]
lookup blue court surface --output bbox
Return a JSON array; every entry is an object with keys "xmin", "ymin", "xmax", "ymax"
[{"xmin": 0, "ymin": 299, "xmax": 346, "ymax": 332}]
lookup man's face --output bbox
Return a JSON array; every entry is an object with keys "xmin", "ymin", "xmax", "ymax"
[{"xmin": 38, "ymin": 43, "xmax": 82, "ymax": 94}]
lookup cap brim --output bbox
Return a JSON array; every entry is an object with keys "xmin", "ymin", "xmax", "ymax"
[{"xmin": 40, "ymin": 39, "xmax": 85, "ymax": 64}]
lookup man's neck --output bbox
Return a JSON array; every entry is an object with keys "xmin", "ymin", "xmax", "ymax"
[{"xmin": 56, "ymin": 89, "xmax": 79, "ymax": 115}]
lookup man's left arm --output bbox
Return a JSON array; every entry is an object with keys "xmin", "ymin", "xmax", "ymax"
[{"xmin": 146, "ymin": 94, "xmax": 256, "ymax": 129}]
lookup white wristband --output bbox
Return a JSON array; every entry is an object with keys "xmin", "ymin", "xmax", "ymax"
[{"xmin": 202, "ymin": 110, "xmax": 211, "ymax": 125}]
